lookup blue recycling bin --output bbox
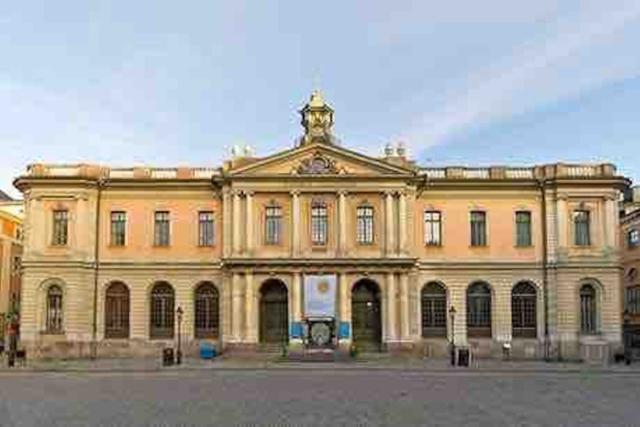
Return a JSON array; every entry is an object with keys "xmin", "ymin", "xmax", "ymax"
[{"xmin": 199, "ymin": 342, "xmax": 217, "ymax": 360}]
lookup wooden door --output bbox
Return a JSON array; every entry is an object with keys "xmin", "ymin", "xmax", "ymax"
[
  {"xmin": 352, "ymin": 281, "xmax": 382, "ymax": 350},
  {"xmin": 260, "ymin": 281, "xmax": 289, "ymax": 344}
]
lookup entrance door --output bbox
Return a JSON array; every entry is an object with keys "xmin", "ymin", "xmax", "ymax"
[
  {"xmin": 259, "ymin": 280, "xmax": 289, "ymax": 344},
  {"xmin": 351, "ymin": 280, "xmax": 382, "ymax": 351}
]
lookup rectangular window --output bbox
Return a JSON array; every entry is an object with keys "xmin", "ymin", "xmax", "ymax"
[
  {"xmin": 110, "ymin": 211, "xmax": 126, "ymax": 246},
  {"xmin": 627, "ymin": 286, "xmax": 640, "ymax": 315},
  {"xmin": 573, "ymin": 210, "xmax": 591, "ymax": 246},
  {"xmin": 515, "ymin": 211, "xmax": 532, "ymax": 247},
  {"xmin": 424, "ymin": 211, "xmax": 442, "ymax": 246},
  {"xmin": 357, "ymin": 206, "xmax": 374, "ymax": 244},
  {"xmin": 470, "ymin": 211, "xmax": 486, "ymax": 247},
  {"xmin": 628, "ymin": 229, "xmax": 640, "ymax": 249},
  {"xmin": 52, "ymin": 210, "xmax": 69, "ymax": 246},
  {"xmin": 198, "ymin": 211, "xmax": 215, "ymax": 246},
  {"xmin": 264, "ymin": 206, "xmax": 282, "ymax": 245},
  {"xmin": 311, "ymin": 204, "xmax": 328, "ymax": 245},
  {"xmin": 154, "ymin": 211, "xmax": 170, "ymax": 246}
]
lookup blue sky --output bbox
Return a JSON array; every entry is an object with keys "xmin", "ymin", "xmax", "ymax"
[{"xmin": 1, "ymin": 1, "xmax": 639, "ymax": 197}]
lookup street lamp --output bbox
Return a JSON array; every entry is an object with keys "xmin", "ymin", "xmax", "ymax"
[
  {"xmin": 449, "ymin": 306, "xmax": 457, "ymax": 366},
  {"xmin": 176, "ymin": 306, "xmax": 183, "ymax": 365},
  {"xmin": 623, "ymin": 309, "xmax": 631, "ymax": 365}
]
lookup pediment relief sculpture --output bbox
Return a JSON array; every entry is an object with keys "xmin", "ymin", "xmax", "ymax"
[{"xmin": 293, "ymin": 153, "xmax": 346, "ymax": 175}]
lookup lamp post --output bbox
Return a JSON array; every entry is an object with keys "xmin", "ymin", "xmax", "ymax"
[
  {"xmin": 449, "ymin": 306, "xmax": 457, "ymax": 366},
  {"xmin": 176, "ymin": 306, "xmax": 183, "ymax": 365},
  {"xmin": 623, "ymin": 309, "xmax": 631, "ymax": 365}
]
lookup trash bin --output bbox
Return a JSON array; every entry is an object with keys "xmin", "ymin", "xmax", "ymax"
[
  {"xmin": 199, "ymin": 342, "xmax": 217, "ymax": 360},
  {"xmin": 502, "ymin": 342, "xmax": 511, "ymax": 361},
  {"xmin": 163, "ymin": 348, "xmax": 174, "ymax": 366},
  {"xmin": 457, "ymin": 348, "xmax": 470, "ymax": 367}
]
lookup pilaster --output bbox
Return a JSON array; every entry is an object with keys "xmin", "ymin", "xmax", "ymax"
[
  {"xmin": 386, "ymin": 272, "xmax": 397, "ymax": 342},
  {"xmin": 244, "ymin": 271, "xmax": 256, "ymax": 343},
  {"xmin": 385, "ymin": 191, "xmax": 395, "ymax": 257},
  {"xmin": 245, "ymin": 191, "xmax": 254, "ymax": 256},
  {"xmin": 232, "ymin": 191, "xmax": 242, "ymax": 256},
  {"xmin": 231, "ymin": 273, "xmax": 243, "ymax": 342},
  {"xmin": 291, "ymin": 191, "xmax": 301, "ymax": 257}
]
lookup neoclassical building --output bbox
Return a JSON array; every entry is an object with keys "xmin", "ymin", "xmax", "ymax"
[{"xmin": 14, "ymin": 92, "xmax": 629, "ymax": 361}]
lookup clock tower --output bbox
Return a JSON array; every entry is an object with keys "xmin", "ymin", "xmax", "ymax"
[{"xmin": 298, "ymin": 90, "xmax": 336, "ymax": 146}]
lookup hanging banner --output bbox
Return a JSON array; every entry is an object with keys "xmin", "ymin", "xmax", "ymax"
[{"xmin": 304, "ymin": 274, "xmax": 337, "ymax": 318}]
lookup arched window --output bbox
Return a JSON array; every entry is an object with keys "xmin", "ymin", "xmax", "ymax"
[
  {"xmin": 580, "ymin": 284, "xmax": 597, "ymax": 334},
  {"xmin": 150, "ymin": 282, "xmax": 175, "ymax": 339},
  {"xmin": 46, "ymin": 285, "xmax": 63, "ymax": 333},
  {"xmin": 105, "ymin": 282, "xmax": 130, "ymax": 339},
  {"xmin": 195, "ymin": 283, "xmax": 219, "ymax": 339},
  {"xmin": 421, "ymin": 282, "xmax": 447, "ymax": 337},
  {"xmin": 512, "ymin": 282, "xmax": 537, "ymax": 338},
  {"xmin": 467, "ymin": 282, "xmax": 491, "ymax": 337}
]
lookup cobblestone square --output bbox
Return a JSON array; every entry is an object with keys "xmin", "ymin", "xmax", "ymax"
[{"xmin": 0, "ymin": 368, "xmax": 638, "ymax": 426}]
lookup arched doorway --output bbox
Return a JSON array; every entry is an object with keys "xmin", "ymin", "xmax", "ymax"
[
  {"xmin": 259, "ymin": 279, "xmax": 289, "ymax": 344},
  {"xmin": 351, "ymin": 279, "xmax": 382, "ymax": 350}
]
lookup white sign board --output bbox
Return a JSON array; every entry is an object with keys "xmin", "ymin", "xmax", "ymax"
[{"xmin": 304, "ymin": 275, "xmax": 337, "ymax": 317}]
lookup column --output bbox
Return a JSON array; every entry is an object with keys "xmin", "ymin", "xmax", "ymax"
[
  {"xmin": 339, "ymin": 273, "xmax": 350, "ymax": 343},
  {"xmin": 244, "ymin": 271, "xmax": 256, "ymax": 343},
  {"xmin": 398, "ymin": 191, "xmax": 407, "ymax": 256},
  {"xmin": 385, "ymin": 191, "xmax": 395, "ymax": 257},
  {"xmin": 245, "ymin": 191, "xmax": 254, "ymax": 255},
  {"xmin": 291, "ymin": 191, "xmax": 301, "ymax": 257},
  {"xmin": 222, "ymin": 189, "xmax": 231, "ymax": 258},
  {"xmin": 604, "ymin": 195, "xmax": 617, "ymax": 248},
  {"xmin": 291, "ymin": 272, "xmax": 302, "ymax": 342},
  {"xmin": 399, "ymin": 273, "xmax": 410, "ymax": 341},
  {"xmin": 386, "ymin": 272, "xmax": 397, "ymax": 342},
  {"xmin": 556, "ymin": 194, "xmax": 568, "ymax": 249},
  {"xmin": 338, "ymin": 190, "xmax": 347, "ymax": 255},
  {"xmin": 232, "ymin": 191, "xmax": 242, "ymax": 255},
  {"xmin": 231, "ymin": 273, "xmax": 243, "ymax": 342}
]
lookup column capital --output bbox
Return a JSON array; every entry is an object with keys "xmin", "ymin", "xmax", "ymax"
[
  {"xmin": 383, "ymin": 190, "xmax": 395, "ymax": 198},
  {"xmin": 337, "ymin": 190, "xmax": 348, "ymax": 197},
  {"xmin": 243, "ymin": 190, "xmax": 255, "ymax": 197},
  {"xmin": 290, "ymin": 190, "xmax": 301, "ymax": 197}
]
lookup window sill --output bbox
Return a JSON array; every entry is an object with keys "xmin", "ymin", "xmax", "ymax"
[
  {"xmin": 424, "ymin": 243, "xmax": 442, "ymax": 248},
  {"xmin": 108, "ymin": 244, "xmax": 127, "ymax": 248},
  {"xmin": 514, "ymin": 244, "xmax": 534, "ymax": 249},
  {"xmin": 469, "ymin": 245, "xmax": 489, "ymax": 249},
  {"xmin": 197, "ymin": 244, "xmax": 216, "ymax": 248},
  {"xmin": 40, "ymin": 331, "xmax": 65, "ymax": 336},
  {"xmin": 152, "ymin": 245, "xmax": 172, "ymax": 248}
]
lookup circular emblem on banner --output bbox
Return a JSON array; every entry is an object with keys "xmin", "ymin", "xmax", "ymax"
[
  {"xmin": 317, "ymin": 280, "xmax": 330, "ymax": 294},
  {"xmin": 310, "ymin": 322, "xmax": 331, "ymax": 346}
]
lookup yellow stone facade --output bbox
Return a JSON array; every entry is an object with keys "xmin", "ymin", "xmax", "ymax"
[
  {"xmin": 13, "ymin": 92, "xmax": 629, "ymax": 361},
  {"xmin": 622, "ymin": 187, "xmax": 640, "ymax": 330},
  {"xmin": 0, "ymin": 198, "xmax": 23, "ymax": 342}
]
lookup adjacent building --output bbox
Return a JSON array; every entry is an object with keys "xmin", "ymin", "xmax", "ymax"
[
  {"xmin": 0, "ymin": 190, "xmax": 24, "ymax": 344},
  {"xmin": 621, "ymin": 186, "xmax": 640, "ymax": 344},
  {"xmin": 13, "ymin": 92, "xmax": 629, "ymax": 361}
]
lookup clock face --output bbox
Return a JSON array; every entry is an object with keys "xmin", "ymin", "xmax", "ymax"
[{"xmin": 310, "ymin": 322, "xmax": 331, "ymax": 347}]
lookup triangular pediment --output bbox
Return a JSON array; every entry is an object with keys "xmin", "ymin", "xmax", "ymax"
[{"xmin": 229, "ymin": 143, "xmax": 415, "ymax": 177}]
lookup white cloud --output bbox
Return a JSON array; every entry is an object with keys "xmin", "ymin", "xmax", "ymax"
[{"xmin": 400, "ymin": 2, "xmax": 640, "ymax": 152}]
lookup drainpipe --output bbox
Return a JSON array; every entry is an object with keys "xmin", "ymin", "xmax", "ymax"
[
  {"xmin": 538, "ymin": 178, "xmax": 550, "ymax": 361},
  {"xmin": 90, "ymin": 177, "xmax": 105, "ymax": 360}
]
